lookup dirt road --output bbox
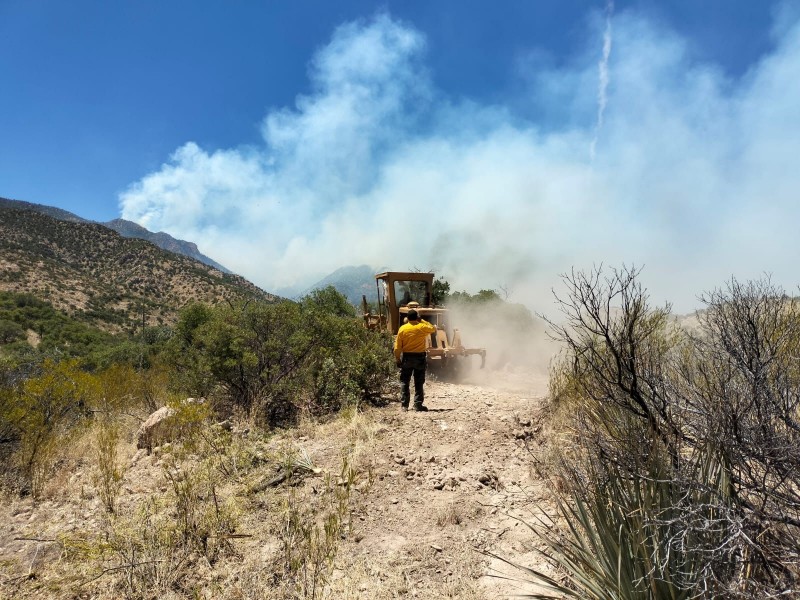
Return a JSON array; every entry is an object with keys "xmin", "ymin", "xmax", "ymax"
[{"xmin": 325, "ymin": 369, "xmax": 555, "ymax": 598}]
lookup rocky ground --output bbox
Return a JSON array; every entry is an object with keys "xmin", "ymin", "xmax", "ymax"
[
  {"xmin": 0, "ymin": 366, "xmax": 557, "ymax": 599},
  {"xmin": 314, "ymin": 367, "xmax": 557, "ymax": 598}
]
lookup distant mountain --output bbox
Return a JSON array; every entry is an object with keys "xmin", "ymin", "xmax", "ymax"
[
  {"xmin": 306, "ymin": 265, "xmax": 382, "ymax": 306},
  {"xmin": 0, "ymin": 205, "xmax": 277, "ymax": 332},
  {"xmin": 0, "ymin": 197, "xmax": 230, "ymax": 273}
]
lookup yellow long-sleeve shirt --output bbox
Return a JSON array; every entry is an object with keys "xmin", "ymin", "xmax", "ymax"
[{"xmin": 394, "ymin": 319, "xmax": 437, "ymax": 361}]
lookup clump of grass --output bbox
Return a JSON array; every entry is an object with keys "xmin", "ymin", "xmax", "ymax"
[
  {"xmin": 272, "ymin": 453, "xmax": 359, "ymax": 599},
  {"xmin": 91, "ymin": 417, "xmax": 124, "ymax": 514},
  {"xmin": 436, "ymin": 502, "xmax": 464, "ymax": 527}
]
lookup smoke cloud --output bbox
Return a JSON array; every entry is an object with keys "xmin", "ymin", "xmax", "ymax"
[{"xmin": 120, "ymin": 9, "xmax": 800, "ymax": 315}]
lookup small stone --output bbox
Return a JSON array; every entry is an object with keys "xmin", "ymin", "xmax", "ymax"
[
  {"xmin": 393, "ymin": 456, "xmax": 406, "ymax": 465},
  {"xmin": 387, "ymin": 470, "xmax": 400, "ymax": 477},
  {"xmin": 433, "ymin": 481, "xmax": 445, "ymax": 490},
  {"xmin": 430, "ymin": 544, "xmax": 443, "ymax": 552}
]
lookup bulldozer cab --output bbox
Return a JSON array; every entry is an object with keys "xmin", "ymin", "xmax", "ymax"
[{"xmin": 372, "ymin": 271, "xmax": 435, "ymax": 334}]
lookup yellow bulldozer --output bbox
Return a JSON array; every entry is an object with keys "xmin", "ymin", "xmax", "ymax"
[{"xmin": 362, "ymin": 271, "xmax": 486, "ymax": 375}]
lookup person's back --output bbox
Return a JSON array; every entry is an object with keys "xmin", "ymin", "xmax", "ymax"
[
  {"xmin": 394, "ymin": 310, "xmax": 436, "ymax": 411},
  {"xmin": 396, "ymin": 319, "xmax": 436, "ymax": 352}
]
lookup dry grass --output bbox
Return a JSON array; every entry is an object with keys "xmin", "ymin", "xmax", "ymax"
[{"xmin": 1, "ymin": 396, "xmax": 519, "ymax": 599}]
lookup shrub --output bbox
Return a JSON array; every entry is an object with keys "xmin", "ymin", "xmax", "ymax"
[
  {"xmin": 167, "ymin": 293, "xmax": 394, "ymax": 425},
  {"xmin": 0, "ymin": 319, "xmax": 24, "ymax": 344},
  {"xmin": 8, "ymin": 359, "xmax": 100, "ymax": 496},
  {"xmin": 523, "ymin": 267, "xmax": 800, "ymax": 598}
]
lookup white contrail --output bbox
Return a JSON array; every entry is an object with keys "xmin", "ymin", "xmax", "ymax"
[{"xmin": 590, "ymin": 0, "xmax": 614, "ymax": 161}]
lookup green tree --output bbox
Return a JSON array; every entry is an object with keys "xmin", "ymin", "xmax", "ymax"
[
  {"xmin": 432, "ymin": 277, "xmax": 450, "ymax": 305},
  {"xmin": 0, "ymin": 319, "xmax": 24, "ymax": 344},
  {"xmin": 303, "ymin": 286, "xmax": 357, "ymax": 318}
]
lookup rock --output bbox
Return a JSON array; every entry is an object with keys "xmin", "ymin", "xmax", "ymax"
[
  {"xmin": 430, "ymin": 544, "xmax": 443, "ymax": 552},
  {"xmin": 432, "ymin": 481, "xmax": 445, "ymax": 490},
  {"xmin": 478, "ymin": 471, "xmax": 500, "ymax": 489},
  {"xmin": 130, "ymin": 448, "xmax": 147, "ymax": 466},
  {"xmin": 136, "ymin": 406, "xmax": 178, "ymax": 452},
  {"xmin": 393, "ymin": 456, "xmax": 406, "ymax": 465}
]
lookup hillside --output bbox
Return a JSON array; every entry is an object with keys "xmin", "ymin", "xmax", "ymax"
[
  {"xmin": 0, "ymin": 197, "xmax": 231, "ymax": 273},
  {"xmin": 0, "ymin": 206, "xmax": 276, "ymax": 332},
  {"xmin": 103, "ymin": 218, "xmax": 231, "ymax": 274},
  {"xmin": 0, "ymin": 197, "xmax": 87, "ymax": 224}
]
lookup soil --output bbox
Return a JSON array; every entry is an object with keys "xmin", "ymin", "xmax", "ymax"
[
  {"xmin": 319, "ymin": 367, "xmax": 557, "ymax": 598},
  {"xmin": 0, "ymin": 367, "xmax": 558, "ymax": 599}
]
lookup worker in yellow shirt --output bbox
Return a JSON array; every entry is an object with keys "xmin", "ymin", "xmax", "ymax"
[{"xmin": 394, "ymin": 309, "xmax": 437, "ymax": 411}]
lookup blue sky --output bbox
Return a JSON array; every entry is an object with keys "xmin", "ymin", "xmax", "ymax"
[{"xmin": 2, "ymin": 1, "xmax": 800, "ymax": 310}]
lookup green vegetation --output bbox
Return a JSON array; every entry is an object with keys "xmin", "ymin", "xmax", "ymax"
[
  {"xmin": 167, "ymin": 286, "xmax": 394, "ymax": 424},
  {"xmin": 0, "ymin": 291, "xmax": 172, "ymax": 373},
  {"xmin": 0, "ymin": 279, "xmax": 393, "ymax": 599},
  {"xmin": 441, "ymin": 284, "xmax": 537, "ymax": 334},
  {"xmin": 0, "ymin": 291, "xmax": 114, "ymax": 359},
  {"xmin": 0, "ymin": 285, "xmax": 392, "ymax": 496},
  {"xmin": 0, "ymin": 206, "xmax": 276, "ymax": 335}
]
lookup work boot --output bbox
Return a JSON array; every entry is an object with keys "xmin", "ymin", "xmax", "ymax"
[
  {"xmin": 413, "ymin": 404, "xmax": 428, "ymax": 412},
  {"xmin": 401, "ymin": 402, "xmax": 409, "ymax": 411}
]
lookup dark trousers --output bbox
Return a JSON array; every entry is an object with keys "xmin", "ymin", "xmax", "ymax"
[{"xmin": 400, "ymin": 352, "xmax": 427, "ymax": 407}]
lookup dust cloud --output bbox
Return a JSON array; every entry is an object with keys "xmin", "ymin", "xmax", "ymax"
[{"xmin": 440, "ymin": 300, "xmax": 560, "ymax": 394}]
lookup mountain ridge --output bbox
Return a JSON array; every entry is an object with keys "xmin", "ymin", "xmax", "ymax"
[
  {"xmin": 0, "ymin": 204, "xmax": 276, "ymax": 333},
  {"xmin": 0, "ymin": 197, "xmax": 230, "ymax": 273}
]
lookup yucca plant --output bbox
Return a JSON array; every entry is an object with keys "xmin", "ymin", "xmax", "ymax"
[{"xmin": 488, "ymin": 444, "xmax": 733, "ymax": 599}]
